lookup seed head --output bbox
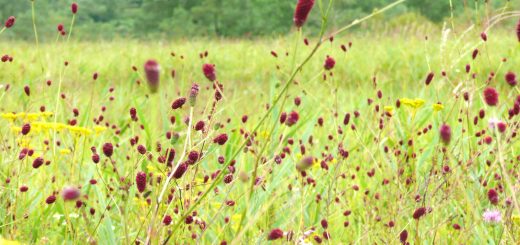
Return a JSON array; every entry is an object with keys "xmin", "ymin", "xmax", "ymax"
[
  {"xmin": 294, "ymin": 0, "xmax": 315, "ymax": 28},
  {"xmin": 4, "ymin": 16, "xmax": 15, "ymax": 28},
  {"xmin": 324, "ymin": 56, "xmax": 335, "ymax": 70},
  {"xmin": 267, "ymin": 228, "xmax": 284, "ymax": 240},
  {"xmin": 202, "ymin": 63, "xmax": 216, "ymax": 82},
  {"xmin": 483, "ymin": 87, "xmax": 499, "ymax": 106},
  {"xmin": 62, "ymin": 186, "xmax": 80, "ymax": 201},
  {"xmin": 71, "ymin": 3, "xmax": 78, "ymax": 14},
  {"xmin": 102, "ymin": 143, "xmax": 114, "ymax": 158},
  {"xmin": 439, "ymin": 124, "xmax": 451, "ymax": 145},
  {"xmin": 144, "ymin": 60, "xmax": 160, "ymax": 93},
  {"xmin": 135, "ymin": 171, "xmax": 146, "ymax": 193}
]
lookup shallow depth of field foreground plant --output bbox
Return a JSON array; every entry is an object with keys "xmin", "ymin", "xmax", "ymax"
[{"xmin": 1, "ymin": 0, "xmax": 520, "ymax": 244}]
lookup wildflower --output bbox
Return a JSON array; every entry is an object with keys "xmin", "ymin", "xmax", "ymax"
[
  {"xmin": 171, "ymin": 97, "xmax": 186, "ymax": 109},
  {"xmin": 189, "ymin": 83, "xmax": 199, "ymax": 106},
  {"xmin": 102, "ymin": 143, "xmax": 114, "ymax": 158},
  {"xmin": 144, "ymin": 60, "xmax": 160, "ymax": 93},
  {"xmin": 439, "ymin": 124, "xmax": 451, "ymax": 144},
  {"xmin": 487, "ymin": 189, "xmax": 499, "ymax": 205},
  {"xmin": 296, "ymin": 156, "xmax": 314, "ymax": 171},
  {"xmin": 432, "ymin": 103, "xmax": 444, "ymax": 111},
  {"xmin": 71, "ymin": 3, "xmax": 78, "ymax": 14},
  {"xmin": 163, "ymin": 215, "xmax": 172, "ymax": 225},
  {"xmin": 483, "ymin": 209, "xmax": 501, "ymax": 223},
  {"xmin": 32, "ymin": 157, "xmax": 44, "ymax": 169},
  {"xmin": 400, "ymin": 98, "xmax": 425, "ymax": 109},
  {"xmin": 173, "ymin": 163, "xmax": 188, "ymax": 179},
  {"xmin": 483, "ymin": 87, "xmax": 498, "ymax": 106},
  {"xmin": 505, "ymin": 72, "xmax": 517, "ymax": 86},
  {"xmin": 293, "ymin": 0, "xmax": 315, "ymax": 28},
  {"xmin": 136, "ymin": 172, "xmax": 146, "ymax": 193},
  {"xmin": 413, "ymin": 207, "xmax": 427, "ymax": 220},
  {"xmin": 4, "ymin": 16, "xmax": 15, "ymax": 28},
  {"xmin": 488, "ymin": 118, "xmax": 507, "ymax": 133},
  {"xmin": 202, "ymin": 64, "xmax": 216, "ymax": 82},
  {"xmin": 285, "ymin": 111, "xmax": 299, "ymax": 126},
  {"xmin": 213, "ymin": 134, "xmax": 228, "ymax": 145},
  {"xmin": 517, "ymin": 18, "xmax": 520, "ymax": 42},
  {"xmin": 57, "ymin": 24, "xmax": 64, "ymax": 32},
  {"xmin": 425, "ymin": 72, "xmax": 434, "ymax": 85},
  {"xmin": 324, "ymin": 56, "xmax": 335, "ymax": 70},
  {"xmin": 267, "ymin": 228, "xmax": 284, "ymax": 240},
  {"xmin": 62, "ymin": 186, "xmax": 80, "ymax": 201},
  {"xmin": 399, "ymin": 230, "xmax": 408, "ymax": 244},
  {"xmin": 46, "ymin": 195, "xmax": 57, "ymax": 204},
  {"xmin": 21, "ymin": 123, "xmax": 31, "ymax": 135},
  {"xmin": 481, "ymin": 32, "xmax": 487, "ymax": 42}
]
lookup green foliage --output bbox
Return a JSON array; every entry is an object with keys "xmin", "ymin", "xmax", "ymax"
[{"xmin": 0, "ymin": 0, "xmax": 518, "ymax": 39}]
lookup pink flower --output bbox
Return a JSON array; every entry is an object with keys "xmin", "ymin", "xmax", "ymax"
[
  {"xmin": 483, "ymin": 209, "xmax": 501, "ymax": 223},
  {"xmin": 4, "ymin": 16, "xmax": 15, "ymax": 28},
  {"xmin": 293, "ymin": 0, "xmax": 315, "ymax": 28},
  {"xmin": 144, "ymin": 60, "xmax": 160, "ymax": 93}
]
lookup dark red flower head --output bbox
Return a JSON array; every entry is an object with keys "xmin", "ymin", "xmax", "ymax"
[
  {"xmin": 202, "ymin": 64, "xmax": 216, "ymax": 82},
  {"xmin": 136, "ymin": 171, "xmax": 146, "ymax": 193},
  {"xmin": 483, "ymin": 87, "xmax": 499, "ymax": 106},
  {"xmin": 173, "ymin": 163, "xmax": 188, "ymax": 179},
  {"xmin": 46, "ymin": 195, "xmax": 57, "ymax": 204},
  {"xmin": 487, "ymin": 188, "xmax": 499, "ymax": 205},
  {"xmin": 505, "ymin": 72, "xmax": 517, "ymax": 86},
  {"xmin": 439, "ymin": 124, "xmax": 451, "ymax": 145},
  {"xmin": 171, "ymin": 97, "xmax": 186, "ymax": 109},
  {"xmin": 324, "ymin": 56, "xmax": 336, "ymax": 70},
  {"xmin": 102, "ymin": 142, "xmax": 114, "ymax": 158},
  {"xmin": 62, "ymin": 186, "xmax": 80, "ymax": 201},
  {"xmin": 413, "ymin": 207, "xmax": 427, "ymax": 220},
  {"xmin": 57, "ymin": 24, "xmax": 64, "ymax": 32},
  {"xmin": 267, "ymin": 228, "xmax": 284, "ymax": 240},
  {"xmin": 5, "ymin": 16, "xmax": 15, "ymax": 28},
  {"xmin": 294, "ymin": 0, "xmax": 315, "ymax": 28},
  {"xmin": 425, "ymin": 72, "xmax": 434, "ymax": 85},
  {"xmin": 285, "ymin": 111, "xmax": 299, "ymax": 126},
  {"xmin": 71, "ymin": 3, "xmax": 78, "ymax": 14},
  {"xmin": 213, "ymin": 134, "xmax": 228, "ymax": 145},
  {"xmin": 144, "ymin": 60, "xmax": 160, "ymax": 93},
  {"xmin": 399, "ymin": 230, "xmax": 408, "ymax": 244},
  {"xmin": 516, "ymin": 17, "xmax": 520, "ymax": 42},
  {"xmin": 189, "ymin": 83, "xmax": 200, "ymax": 106}
]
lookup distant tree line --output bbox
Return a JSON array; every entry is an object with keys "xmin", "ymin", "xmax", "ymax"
[{"xmin": 0, "ymin": 0, "xmax": 517, "ymax": 40}]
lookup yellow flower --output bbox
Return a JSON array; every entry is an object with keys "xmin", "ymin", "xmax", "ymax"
[
  {"xmin": 432, "ymin": 103, "xmax": 444, "ymax": 111},
  {"xmin": 400, "ymin": 98, "xmax": 425, "ymax": 109},
  {"xmin": 512, "ymin": 215, "xmax": 520, "ymax": 225},
  {"xmin": 0, "ymin": 237, "xmax": 20, "ymax": 245},
  {"xmin": 59, "ymin": 149, "xmax": 72, "ymax": 155},
  {"xmin": 93, "ymin": 126, "xmax": 107, "ymax": 134},
  {"xmin": 384, "ymin": 106, "xmax": 394, "ymax": 113},
  {"xmin": 11, "ymin": 126, "xmax": 22, "ymax": 133}
]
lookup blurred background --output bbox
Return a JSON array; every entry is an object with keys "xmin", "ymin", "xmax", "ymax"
[{"xmin": 1, "ymin": 0, "xmax": 519, "ymax": 40}]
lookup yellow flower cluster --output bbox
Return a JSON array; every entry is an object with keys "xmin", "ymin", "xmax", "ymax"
[
  {"xmin": 1, "ymin": 112, "xmax": 53, "ymax": 122},
  {"xmin": 10, "ymin": 122, "xmax": 107, "ymax": 136},
  {"xmin": 399, "ymin": 98, "xmax": 425, "ymax": 109}
]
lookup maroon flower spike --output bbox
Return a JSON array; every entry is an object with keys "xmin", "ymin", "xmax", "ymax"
[
  {"xmin": 62, "ymin": 186, "xmax": 80, "ymax": 201},
  {"xmin": 136, "ymin": 171, "xmax": 146, "ymax": 193},
  {"xmin": 32, "ymin": 157, "xmax": 44, "ymax": 169},
  {"xmin": 293, "ymin": 0, "xmax": 315, "ymax": 28},
  {"xmin": 213, "ymin": 134, "xmax": 229, "ymax": 145},
  {"xmin": 4, "ymin": 16, "xmax": 15, "ymax": 28},
  {"xmin": 483, "ymin": 87, "xmax": 499, "ymax": 106},
  {"xmin": 144, "ymin": 60, "xmax": 160, "ymax": 93},
  {"xmin": 324, "ymin": 56, "xmax": 336, "ymax": 70},
  {"xmin": 425, "ymin": 72, "xmax": 434, "ymax": 85},
  {"xmin": 163, "ymin": 215, "xmax": 172, "ymax": 225},
  {"xmin": 517, "ymin": 17, "xmax": 520, "ymax": 42},
  {"xmin": 57, "ymin": 24, "xmax": 64, "ymax": 32},
  {"xmin": 439, "ymin": 124, "xmax": 451, "ymax": 145},
  {"xmin": 285, "ymin": 111, "xmax": 299, "ymax": 126},
  {"xmin": 267, "ymin": 228, "xmax": 284, "ymax": 240},
  {"xmin": 505, "ymin": 72, "xmax": 517, "ymax": 86},
  {"xmin": 480, "ymin": 32, "xmax": 487, "ymax": 42},
  {"xmin": 487, "ymin": 189, "xmax": 499, "ymax": 205},
  {"xmin": 102, "ymin": 142, "xmax": 114, "ymax": 157},
  {"xmin": 173, "ymin": 163, "xmax": 188, "ymax": 179},
  {"xmin": 21, "ymin": 123, "xmax": 31, "ymax": 135},
  {"xmin": 46, "ymin": 195, "xmax": 57, "ymax": 204},
  {"xmin": 202, "ymin": 64, "xmax": 216, "ymax": 82},
  {"xmin": 71, "ymin": 3, "xmax": 78, "ymax": 14},
  {"xmin": 399, "ymin": 230, "xmax": 408, "ymax": 244},
  {"xmin": 189, "ymin": 83, "xmax": 200, "ymax": 106},
  {"xmin": 171, "ymin": 97, "xmax": 186, "ymax": 109},
  {"xmin": 413, "ymin": 207, "xmax": 427, "ymax": 220}
]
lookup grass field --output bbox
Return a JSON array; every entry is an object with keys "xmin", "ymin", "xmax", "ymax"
[{"xmin": 1, "ymin": 2, "xmax": 520, "ymax": 245}]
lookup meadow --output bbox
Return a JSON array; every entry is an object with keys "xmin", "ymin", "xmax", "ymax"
[{"xmin": 1, "ymin": 1, "xmax": 520, "ymax": 244}]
